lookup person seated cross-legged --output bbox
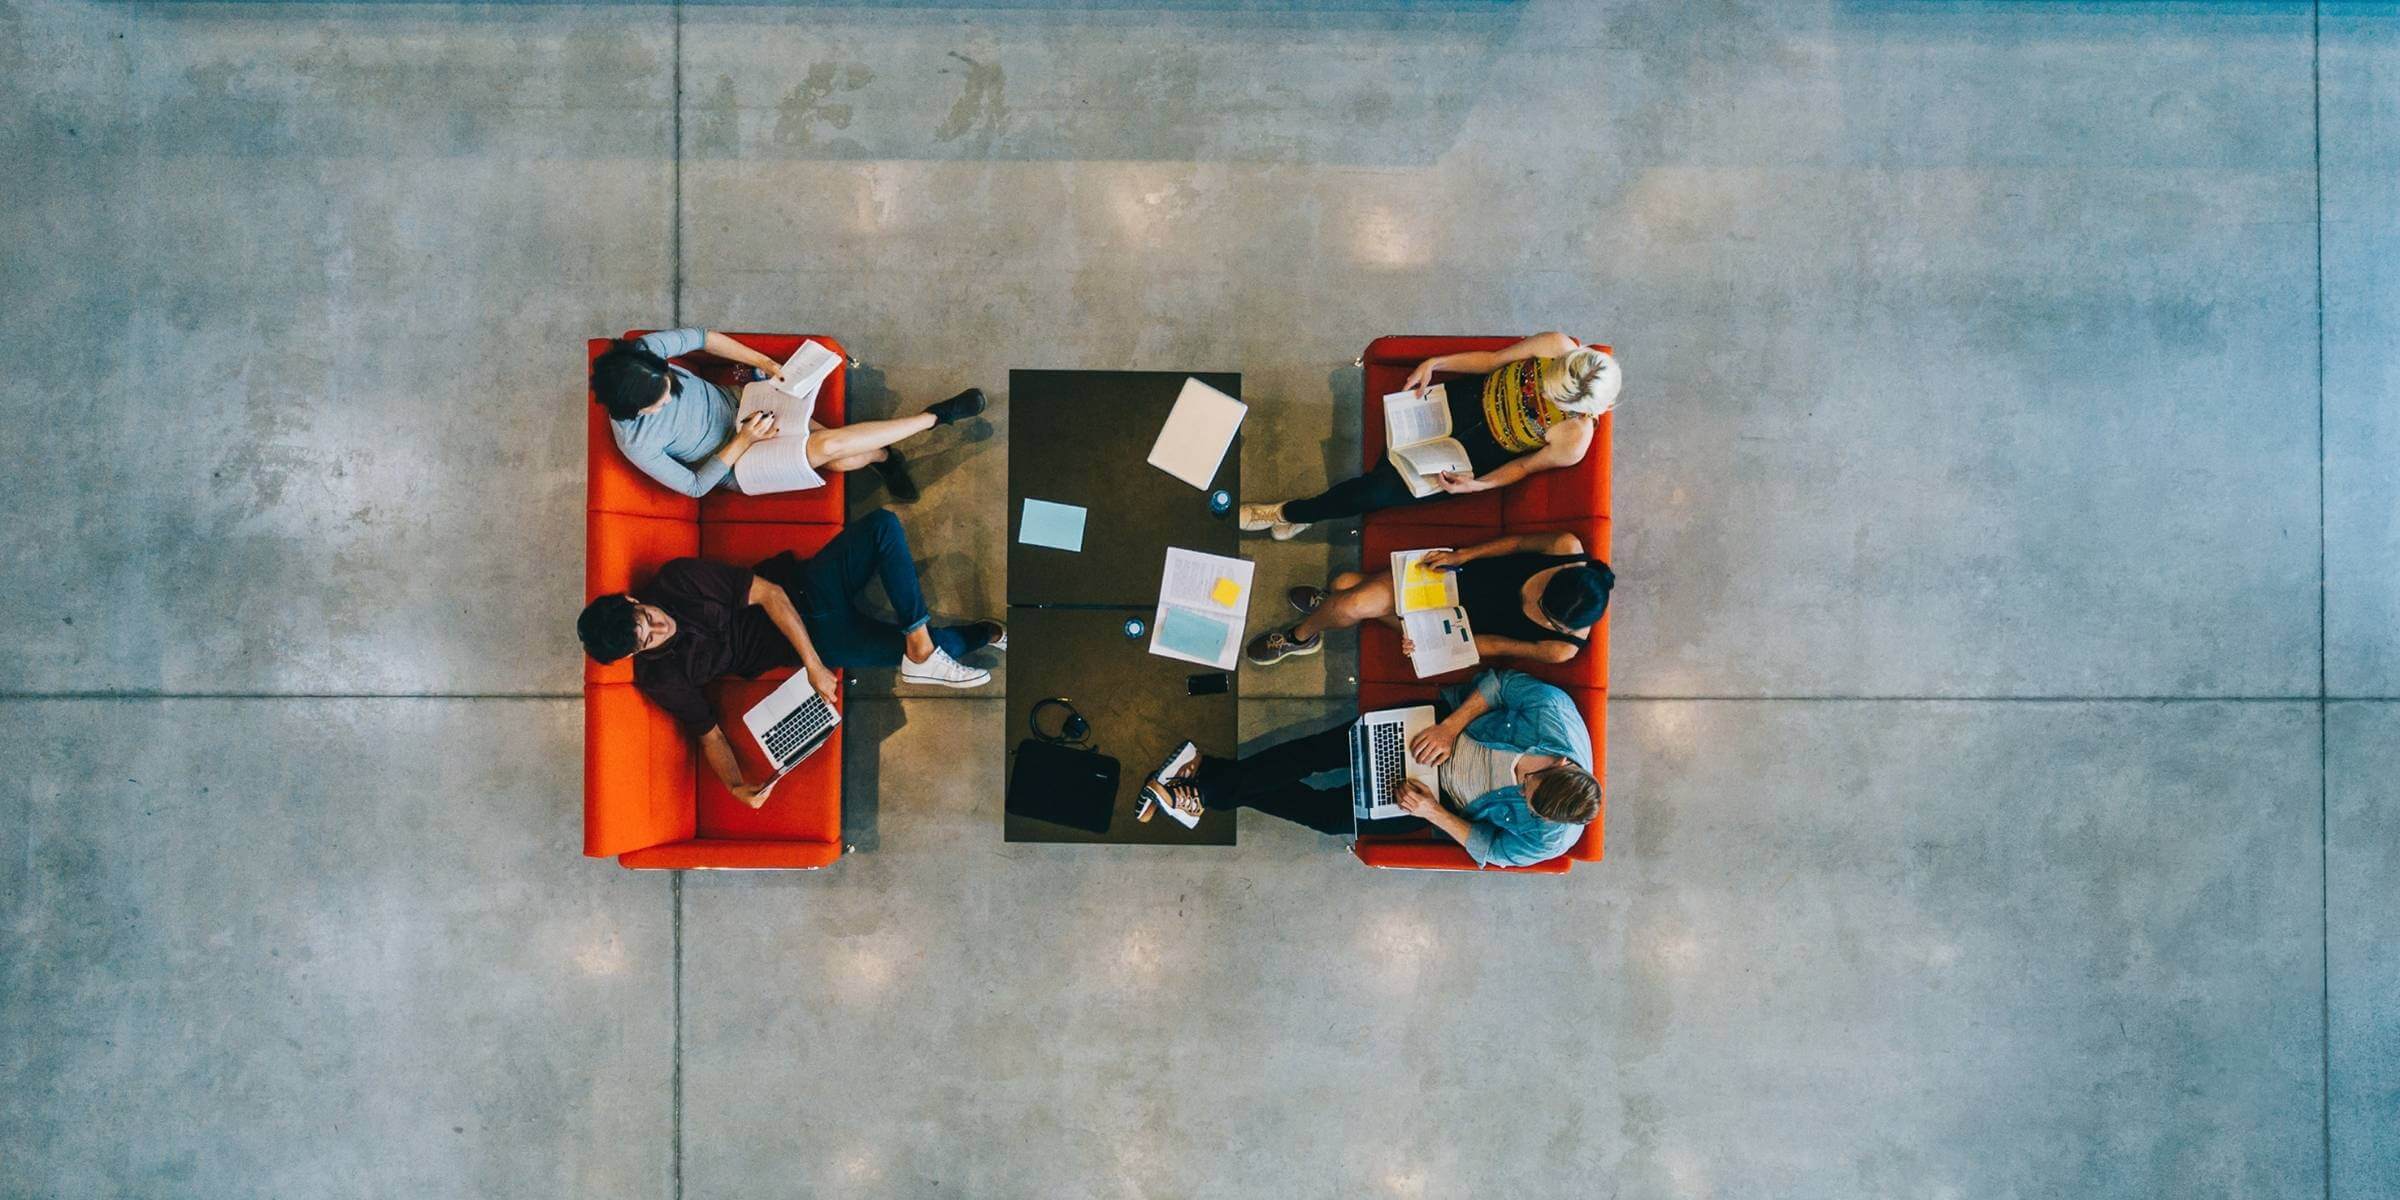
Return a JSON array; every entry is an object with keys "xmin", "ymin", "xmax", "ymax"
[
  {"xmin": 1246, "ymin": 530, "xmax": 1612, "ymax": 669},
  {"xmin": 590, "ymin": 326, "xmax": 989, "ymax": 503},
  {"xmin": 576, "ymin": 509, "xmax": 1002, "ymax": 808},
  {"xmin": 1136, "ymin": 668, "xmax": 1600, "ymax": 869}
]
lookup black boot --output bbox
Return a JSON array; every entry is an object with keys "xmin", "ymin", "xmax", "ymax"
[
  {"xmin": 871, "ymin": 448, "xmax": 920, "ymax": 502},
  {"xmin": 926, "ymin": 388, "xmax": 988, "ymax": 425}
]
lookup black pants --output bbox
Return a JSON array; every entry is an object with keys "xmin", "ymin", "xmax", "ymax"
[
  {"xmin": 1280, "ymin": 460, "xmax": 1426, "ymax": 525},
  {"xmin": 1281, "ymin": 375, "xmax": 1513, "ymax": 524},
  {"xmin": 1193, "ymin": 721, "xmax": 1358, "ymax": 836}
]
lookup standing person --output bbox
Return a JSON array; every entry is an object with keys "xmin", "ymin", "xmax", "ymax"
[
  {"xmin": 1244, "ymin": 530, "xmax": 1611, "ymax": 668},
  {"xmin": 1136, "ymin": 669, "xmax": 1600, "ymax": 869},
  {"xmin": 589, "ymin": 327, "xmax": 989, "ymax": 503},
  {"xmin": 1239, "ymin": 332, "xmax": 1620, "ymax": 539},
  {"xmin": 576, "ymin": 510, "xmax": 1002, "ymax": 808}
]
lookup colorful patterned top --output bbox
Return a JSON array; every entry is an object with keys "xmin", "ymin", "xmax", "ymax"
[{"xmin": 1480, "ymin": 355, "xmax": 1581, "ymax": 453}]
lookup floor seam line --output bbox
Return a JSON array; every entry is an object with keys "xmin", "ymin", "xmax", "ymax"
[{"xmin": 2311, "ymin": 4, "xmax": 2332, "ymax": 1197}]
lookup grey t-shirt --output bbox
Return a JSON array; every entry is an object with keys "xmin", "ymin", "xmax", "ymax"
[
  {"xmin": 609, "ymin": 327, "xmax": 738, "ymax": 497},
  {"xmin": 1438, "ymin": 732, "xmax": 1520, "ymax": 807}
]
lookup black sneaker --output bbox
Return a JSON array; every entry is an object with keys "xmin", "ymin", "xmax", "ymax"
[
  {"xmin": 1287, "ymin": 586, "xmax": 1326, "ymax": 615},
  {"xmin": 927, "ymin": 388, "xmax": 989, "ymax": 426},
  {"xmin": 1244, "ymin": 626, "xmax": 1322, "ymax": 666},
  {"xmin": 871, "ymin": 448, "xmax": 920, "ymax": 502}
]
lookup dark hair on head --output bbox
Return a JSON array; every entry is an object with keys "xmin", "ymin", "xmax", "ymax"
[
  {"xmin": 577, "ymin": 594, "xmax": 641, "ymax": 663},
  {"xmin": 1527, "ymin": 765, "xmax": 1602, "ymax": 825},
  {"xmin": 590, "ymin": 340, "xmax": 679, "ymax": 421},
  {"xmin": 1539, "ymin": 562, "xmax": 1614, "ymax": 630}
]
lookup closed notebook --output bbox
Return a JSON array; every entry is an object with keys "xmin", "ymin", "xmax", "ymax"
[{"xmin": 1145, "ymin": 377, "xmax": 1246, "ymax": 490}]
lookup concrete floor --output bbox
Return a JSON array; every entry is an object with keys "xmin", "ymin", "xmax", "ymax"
[{"xmin": 1, "ymin": 0, "xmax": 2392, "ymax": 1196}]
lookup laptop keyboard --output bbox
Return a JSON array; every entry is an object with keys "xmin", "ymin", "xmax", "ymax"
[
  {"xmin": 762, "ymin": 694, "xmax": 837, "ymax": 764},
  {"xmin": 1367, "ymin": 721, "xmax": 1406, "ymax": 804}
]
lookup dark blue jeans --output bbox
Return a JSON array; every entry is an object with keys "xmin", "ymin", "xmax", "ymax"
[{"xmin": 763, "ymin": 510, "xmax": 981, "ymax": 668}]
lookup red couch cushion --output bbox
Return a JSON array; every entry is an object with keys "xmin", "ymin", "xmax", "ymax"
[{"xmin": 584, "ymin": 681, "xmax": 697, "ymax": 857}]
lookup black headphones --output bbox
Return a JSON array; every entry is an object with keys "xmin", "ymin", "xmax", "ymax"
[{"xmin": 1029, "ymin": 697, "xmax": 1090, "ymax": 746}]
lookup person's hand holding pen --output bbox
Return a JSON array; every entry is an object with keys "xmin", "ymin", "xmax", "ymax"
[{"xmin": 1419, "ymin": 548, "xmax": 1468, "ymax": 572}]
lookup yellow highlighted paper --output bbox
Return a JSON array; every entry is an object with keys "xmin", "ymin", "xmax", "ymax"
[{"xmin": 1210, "ymin": 577, "xmax": 1243, "ymax": 607}]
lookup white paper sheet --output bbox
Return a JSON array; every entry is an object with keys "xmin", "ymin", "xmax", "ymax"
[{"xmin": 1148, "ymin": 547, "xmax": 1255, "ymax": 670}]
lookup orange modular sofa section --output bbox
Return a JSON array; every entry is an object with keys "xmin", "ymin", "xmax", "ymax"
[
  {"xmin": 584, "ymin": 331, "xmax": 849, "ymax": 870},
  {"xmin": 1352, "ymin": 335, "xmax": 1612, "ymax": 873}
]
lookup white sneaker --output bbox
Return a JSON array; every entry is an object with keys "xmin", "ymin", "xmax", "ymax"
[
  {"xmin": 1238, "ymin": 502, "xmax": 1310, "ymax": 541},
  {"xmin": 899, "ymin": 646, "xmax": 991, "ymax": 688}
]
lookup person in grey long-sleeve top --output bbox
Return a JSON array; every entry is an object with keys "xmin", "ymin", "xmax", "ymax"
[{"xmin": 590, "ymin": 327, "xmax": 990, "ymax": 502}]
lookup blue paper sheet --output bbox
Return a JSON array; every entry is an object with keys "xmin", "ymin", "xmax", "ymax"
[
  {"xmin": 1156, "ymin": 605, "xmax": 1232, "ymax": 662},
  {"xmin": 1018, "ymin": 498, "xmax": 1087, "ymax": 552}
]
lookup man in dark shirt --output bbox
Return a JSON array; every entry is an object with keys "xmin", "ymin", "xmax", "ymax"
[{"xmin": 577, "ymin": 509, "xmax": 1001, "ymax": 807}]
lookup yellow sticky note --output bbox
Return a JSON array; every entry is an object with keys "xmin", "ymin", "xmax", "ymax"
[{"xmin": 1210, "ymin": 577, "xmax": 1242, "ymax": 607}]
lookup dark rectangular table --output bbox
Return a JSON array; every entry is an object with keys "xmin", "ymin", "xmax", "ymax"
[
  {"xmin": 1007, "ymin": 369, "xmax": 1242, "ymax": 608},
  {"xmin": 1005, "ymin": 368, "xmax": 1242, "ymax": 845}
]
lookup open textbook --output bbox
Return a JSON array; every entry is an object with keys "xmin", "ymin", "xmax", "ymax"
[
  {"xmin": 1149, "ymin": 547, "xmax": 1255, "ymax": 671},
  {"xmin": 1382, "ymin": 384, "xmax": 1474, "ymax": 499},
  {"xmin": 1388, "ymin": 548, "xmax": 1478, "ymax": 677},
  {"xmin": 729, "ymin": 341, "xmax": 843, "ymax": 495}
]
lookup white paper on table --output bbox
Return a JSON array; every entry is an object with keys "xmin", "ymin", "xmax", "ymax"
[
  {"xmin": 1145, "ymin": 377, "xmax": 1247, "ymax": 490},
  {"xmin": 729, "ymin": 379, "xmax": 826, "ymax": 494},
  {"xmin": 1402, "ymin": 606, "xmax": 1479, "ymax": 678},
  {"xmin": 1148, "ymin": 547, "xmax": 1256, "ymax": 670}
]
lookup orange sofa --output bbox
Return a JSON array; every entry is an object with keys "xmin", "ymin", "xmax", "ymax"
[
  {"xmin": 1351, "ymin": 335, "xmax": 1612, "ymax": 873},
  {"xmin": 583, "ymin": 331, "xmax": 850, "ymax": 870}
]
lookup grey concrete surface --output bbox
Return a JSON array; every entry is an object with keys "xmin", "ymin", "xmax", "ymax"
[
  {"xmin": 0, "ymin": 1, "xmax": 676, "ymax": 696},
  {"xmin": 2330, "ymin": 702, "xmax": 2400, "ymax": 1200},
  {"xmin": 0, "ymin": 698, "xmax": 670, "ymax": 1198},
  {"xmin": 683, "ymin": 698, "xmax": 2323, "ymax": 1198},
  {"xmin": 0, "ymin": 0, "xmax": 2387, "ymax": 1197}
]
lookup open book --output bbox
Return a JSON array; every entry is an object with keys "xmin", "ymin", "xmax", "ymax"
[
  {"xmin": 1388, "ymin": 548, "xmax": 1478, "ymax": 677},
  {"xmin": 728, "ymin": 341, "xmax": 843, "ymax": 495},
  {"xmin": 1382, "ymin": 384, "xmax": 1473, "ymax": 499},
  {"xmin": 1149, "ymin": 547, "xmax": 1255, "ymax": 671}
]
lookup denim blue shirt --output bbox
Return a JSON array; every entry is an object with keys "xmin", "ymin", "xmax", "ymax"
[
  {"xmin": 1434, "ymin": 668, "xmax": 1596, "ymax": 867},
  {"xmin": 610, "ymin": 327, "xmax": 738, "ymax": 497}
]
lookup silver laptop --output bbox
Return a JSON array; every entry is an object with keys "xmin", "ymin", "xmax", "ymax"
[
  {"xmin": 740, "ymin": 672, "xmax": 843, "ymax": 783},
  {"xmin": 1350, "ymin": 705, "xmax": 1438, "ymax": 823}
]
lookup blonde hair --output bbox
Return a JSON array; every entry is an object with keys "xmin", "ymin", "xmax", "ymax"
[
  {"xmin": 1528, "ymin": 764, "xmax": 1603, "ymax": 825},
  {"xmin": 1550, "ymin": 348, "xmax": 1622, "ymax": 416}
]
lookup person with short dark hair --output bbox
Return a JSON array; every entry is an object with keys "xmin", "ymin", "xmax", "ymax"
[
  {"xmin": 1137, "ymin": 668, "xmax": 1598, "ymax": 868},
  {"xmin": 577, "ymin": 509, "xmax": 1001, "ymax": 808},
  {"xmin": 1246, "ymin": 530, "xmax": 1612, "ymax": 667},
  {"xmin": 592, "ymin": 327, "xmax": 988, "ymax": 503}
]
